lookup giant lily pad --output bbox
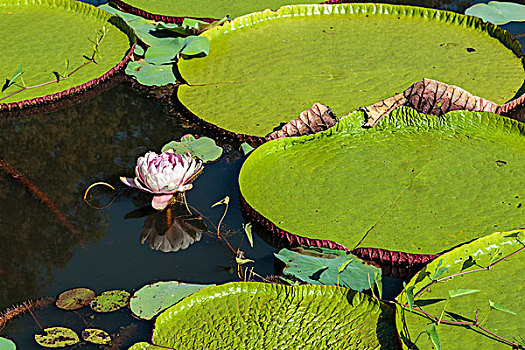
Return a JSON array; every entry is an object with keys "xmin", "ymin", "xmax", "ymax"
[
  {"xmin": 130, "ymin": 281, "xmax": 214, "ymax": 320},
  {"xmin": 111, "ymin": 0, "xmax": 331, "ymax": 21},
  {"xmin": 0, "ymin": 0, "xmax": 134, "ymax": 109},
  {"xmin": 239, "ymin": 108, "xmax": 525, "ymax": 260},
  {"xmin": 177, "ymin": 3, "xmax": 524, "ymax": 137},
  {"xmin": 129, "ymin": 282, "xmax": 399, "ymax": 349},
  {"xmin": 396, "ymin": 230, "xmax": 525, "ymax": 349}
]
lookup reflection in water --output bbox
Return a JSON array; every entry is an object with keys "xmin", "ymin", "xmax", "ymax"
[
  {"xmin": 124, "ymin": 202, "xmax": 208, "ymax": 253},
  {"xmin": 0, "ymin": 82, "xmax": 187, "ymax": 309}
]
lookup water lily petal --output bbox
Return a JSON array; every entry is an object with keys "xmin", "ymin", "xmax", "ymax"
[
  {"xmin": 133, "ymin": 177, "xmax": 154, "ymax": 194},
  {"xmin": 120, "ymin": 177, "xmax": 139, "ymax": 189},
  {"xmin": 152, "ymin": 194, "xmax": 173, "ymax": 210}
]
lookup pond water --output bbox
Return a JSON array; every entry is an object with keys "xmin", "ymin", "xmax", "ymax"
[{"xmin": 1, "ymin": 0, "xmax": 524, "ymax": 348}]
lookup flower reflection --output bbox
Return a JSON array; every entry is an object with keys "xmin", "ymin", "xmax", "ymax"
[{"xmin": 125, "ymin": 202, "xmax": 208, "ymax": 253}]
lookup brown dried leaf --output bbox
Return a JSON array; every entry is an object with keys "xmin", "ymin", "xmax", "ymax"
[{"xmin": 266, "ymin": 102, "xmax": 338, "ymax": 140}]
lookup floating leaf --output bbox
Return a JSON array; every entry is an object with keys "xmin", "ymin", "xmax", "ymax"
[
  {"xmin": 56, "ymin": 287, "xmax": 95, "ymax": 310},
  {"xmin": 34, "ymin": 327, "xmax": 79, "ymax": 348},
  {"xmin": 125, "ymin": 60, "xmax": 176, "ymax": 86},
  {"xmin": 242, "ymin": 222, "xmax": 253, "ymax": 248},
  {"xmin": 180, "ymin": 36, "xmax": 209, "ymax": 57},
  {"xmin": 274, "ymin": 247, "xmax": 381, "ymax": 292},
  {"xmin": 130, "ymin": 281, "xmax": 214, "ymax": 320},
  {"xmin": 144, "ymin": 38, "xmax": 184, "ymax": 65},
  {"xmin": 82, "ymin": 329, "xmax": 111, "ymax": 345},
  {"xmin": 128, "ymin": 283, "xmax": 399, "ymax": 349},
  {"xmin": 240, "ymin": 142, "xmax": 255, "ymax": 156},
  {"xmin": 448, "ymin": 289, "xmax": 481, "ymax": 299},
  {"xmin": 0, "ymin": 337, "xmax": 16, "ymax": 350},
  {"xmin": 90, "ymin": 290, "xmax": 130, "ymax": 313},
  {"xmin": 161, "ymin": 135, "xmax": 222, "ymax": 163},
  {"xmin": 426, "ymin": 324, "xmax": 441, "ymax": 350},
  {"xmin": 465, "ymin": 1, "xmax": 525, "ymax": 25},
  {"xmin": 489, "ymin": 300, "xmax": 517, "ymax": 315}
]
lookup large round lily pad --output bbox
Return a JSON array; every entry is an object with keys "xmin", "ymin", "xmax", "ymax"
[
  {"xmin": 0, "ymin": 0, "xmax": 134, "ymax": 109},
  {"xmin": 396, "ymin": 230, "xmax": 525, "ymax": 349},
  {"xmin": 129, "ymin": 282, "xmax": 399, "ymax": 349},
  {"xmin": 112, "ymin": 0, "xmax": 330, "ymax": 21},
  {"xmin": 240, "ymin": 108, "xmax": 525, "ymax": 257},
  {"xmin": 177, "ymin": 3, "xmax": 524, "ymax": 137}
]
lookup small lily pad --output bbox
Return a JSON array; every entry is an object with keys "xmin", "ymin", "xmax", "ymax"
[
  {"xmin": 125, "ymin": 60, "xmax": 176, "ymax": 86},
  {"xmin": 0, "ymin": 337, "xmax": 16, "ymax": 350},
  {"xmin": 90, "ymin": 290, "xmax": 130, "ymax": 313},
  {"xmin": 465, "ymin": 1, "xmax": 525, "ymax": 25},
  {"xmin": 82, "ymin": 328, "xmax": 111, "ymax": 345},
  {"xmin": 161, "ymin": 135, "xmax": 222, "ymax": 163},
  {"xmin": 130, "ymin": 281, "xmax": 214, "ymax": 320},
  {"xmin": 56, "ymin": 288, "xmax": 95, "ymax": 310},
  {"xmin": 274, "ymin": 247, "xmax": 381, "ymax": 292},
  {"xmin": 34, "ymin": 327, "xmax": 79, "ymax": 348}
]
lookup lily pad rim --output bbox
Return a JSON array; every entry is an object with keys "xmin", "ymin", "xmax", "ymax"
[
  {"xmin": 239, "ymin": 108, "xmax": 525, "ymax": 265},
  {"xmin": 0, "ymin": 0, "xmax": 136, "ymax": 112},
  {"xmin": 176, "ymin": 2, "xmax": 524, "ymax": 140}
]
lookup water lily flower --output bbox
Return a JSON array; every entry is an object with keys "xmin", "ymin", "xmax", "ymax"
[{"xmin": 120, "ymin": 150, "xmax": 203, "ymax": 210}]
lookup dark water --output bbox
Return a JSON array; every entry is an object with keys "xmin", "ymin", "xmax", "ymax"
[{"xmin": 1, "ymin": 0, "xmax": 524, "ymax": 348}]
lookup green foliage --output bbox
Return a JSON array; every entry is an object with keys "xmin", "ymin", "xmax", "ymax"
[
  {"xmin": 156, "ymin": 17, "xmax": 228, "ymax": 36},
  {"xmin": 55, "ymin": 287, "xmax": 95, "ymax": 310},
  {"xmin": 426, "ymin": 324, "xmax": 441, "ymax": 350},
  {"xmin": 130, "ymin": 281, "xmax": 214, "ymax": 320},
  {"xmin": 396, "ymin": 230, "xmax": 525, "ymax": 349},
  {"xmin": 2, "ymin": 65, "xmax": 23, "ymax": 92},
  {"xmin": 161, "ymin": 135, "xmax": 223, "ymax": 163},
  {"xmin": 240, "ymin": 109, "xmax": 525, "ymax": 256},
  {"xmin": 274, "ymin": 247, "xmax": 381, "ymax": 292},
  {"xmin": 144, "ymin": 38, "xmax": 185, "ymax": 64},
  {"xmin": 488, "ymin": 300, "xmax": 517, "ymax": 315},
  {"xmin": 0, "ymin": 0, "xmax": 132, "ymax": 104},
  {"xmin": 240, "ymin": 142, "xmax": 255, "ymax": 156},
  {"xmin": 0, "ymin": 337, "xmax": 16, "ymax": 350},
  {"xmin": 125, "ymin": 60, "xmax": 176, "ymax": 86},
  {"xmin": 242, "ymin": 222, "xmax": 253, "ymax": 247},
  {"xmin": 448, "ymin": 289, "xmax": 481, "ymax": 299},
  {"xmin": 129, "ymin": 282, "xmax": 399, "ymax": 349},
  {"xmin": 81, "ymin": 329, "xmax": 111, "ymax": 345},
  {"xmin": 90, "ymin": 290, "xmax": 130, "ymax": 313},
  {"xmin": 34, "ymin": 327, "xmax": 79, "ymax": 348},
  {"xmin": 465, "ymin": 1, "xmax": 525, "ymax": 25},
  {"xmin": 178, "ymin": 3, "xmax": 523, "ymax": 136},
  {"xmin": 98, "ymin": 4, "xmax": 210, "ymax": 86}
]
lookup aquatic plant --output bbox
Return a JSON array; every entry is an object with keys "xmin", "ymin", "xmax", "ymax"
[
  {"xmin": 465, "ymin": 1, "xmax": 525, "ymax": 25},
  {"xmin": 396, "ymin": 230, "xmax": 524, "ymax": 349},
  {"xmin": 120, "ymin": 151, "xmax": 203, "ymax": 210}
]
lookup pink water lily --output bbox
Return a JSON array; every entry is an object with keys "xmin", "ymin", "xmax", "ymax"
[{"xmin": 120, "ymin": 150, "xmax": 203, "ymax": 210}]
